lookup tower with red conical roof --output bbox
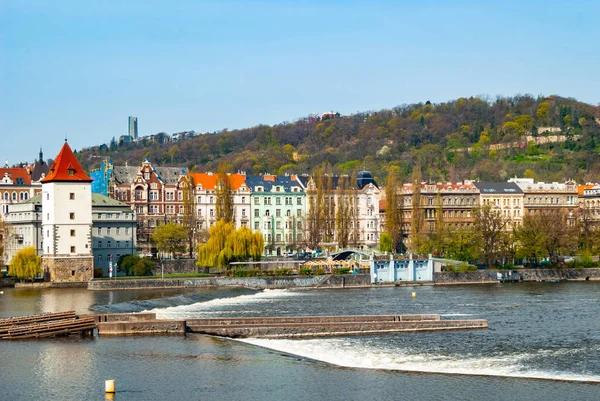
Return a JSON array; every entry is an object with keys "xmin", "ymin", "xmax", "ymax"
[{"xmin": 41, "ymin": 141, "xmax": 94, "ymax": 282}]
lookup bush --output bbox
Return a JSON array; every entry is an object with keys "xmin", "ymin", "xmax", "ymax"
[
  {"xmin": 315, "ymin": 268, "xmax": 326, "ymax": 275},
  {"xmin": 446, "ymin": 263, "xmax": 478, "ymax": 273},
  {"xmin": 133, "ymin": 257, "xmax": 154, "ymax": 276},
  {"xmin": 299, "ymin": 267, "xmax": 313, "ymax": 276},
  {"xmin": 336, "ymin": 267, "xmax": 351, "ymax": 275},
  {"xmin": 93, "ymin": 268, "xmax": 104, "ymax": 278}
]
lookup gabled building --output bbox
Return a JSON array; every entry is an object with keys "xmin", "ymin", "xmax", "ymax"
[
  {"xmin": 245, "ymin": 174, "xmax": 305, "ymax": 256},
  {"xmin": 40, "ymin": 141, "xmax": 94, "ymax": 282},
  {"xmin": 473, "ymin": 181, "xmax": 524, "ymax": 229},
  {"xmin": 301, "ymin": 171, "xmax": 380, "ymax": 250},
  {"xmin": 189, "ymin": 172, "xmax": 251, "ymax": 231},
  {"xmin": 111, "ymin": 159, "xmax": 187, "ymax": 254}
]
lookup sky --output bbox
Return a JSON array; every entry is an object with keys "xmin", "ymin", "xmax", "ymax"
[{"xmin": 2, "ymin": 0, "xmax": 600, "ymax": 165}]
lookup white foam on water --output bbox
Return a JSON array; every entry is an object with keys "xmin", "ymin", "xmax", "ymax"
[
  {"xmin": 440, "ymin": 313, "xmax": 475, "ymax": 317},
  {"xmin": 152, "ymin": 289, "xmax": 303, "ymax": 319},
  {"xmin": 240, "ymin": 338, "xmax": 600, "ymax": 383}
]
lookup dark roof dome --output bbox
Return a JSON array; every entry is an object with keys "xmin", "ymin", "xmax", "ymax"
[{"xmin": 357, "ymin": 171, "xmax": 378, "ymax": 189}]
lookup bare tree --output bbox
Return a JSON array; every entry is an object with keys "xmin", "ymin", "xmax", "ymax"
[
  {"xmin": 473, "ymin": 203, "xmax": 507, "ymax": 268},
  {"xmin": 215, "ymin": 162, "xmax": 234, "ymax": 224},
  {"xmin": 384, "ymin": 169, "xmax": 404, "ymax": 253},
  {"xmin": 410, "ymin": 164, "xmax": 424, "ymax": 252}
]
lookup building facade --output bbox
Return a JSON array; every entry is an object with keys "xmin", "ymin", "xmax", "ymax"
[
  {"xmin": 473, "ymin": 182, "xmax": 524, "ymax": 229},
  {"xmin": 245, "ymin": 175, "xmax": 305, "ymax": 256},
  {"xmin": 41, "ymin": 142, "xmax": 94, "ymax": 282},
  {"xmin": 509, "ymin": 178, "xmax": 578, "ymax": 223}
]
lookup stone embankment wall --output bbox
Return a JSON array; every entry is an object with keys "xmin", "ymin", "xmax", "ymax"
[
  {"xmin": 89, "ymin": 274, "xmax": 371, "ymax": 290},
  {"xmin": 152, "ymin": 259, "xmax": 198, "ymax": 275},
  {"xmin": 435, "ymin": 268, "xmax": 600, "ymax": 284},
  {"xmin": 0, "ymin": 277, "xmax": 15, "ymax": 288}
]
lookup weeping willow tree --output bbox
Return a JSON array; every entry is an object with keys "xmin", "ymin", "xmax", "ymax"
[
  {"xmin": 9, "ymin": 246, "xmax": 42, "ymax": 281},
  {"xmin": 197, "ymin": 220, "xmax": 264, "ymax": 268}
]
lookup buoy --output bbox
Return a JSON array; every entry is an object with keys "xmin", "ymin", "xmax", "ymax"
[
  {"xmin": 105, "ymin": 379, "xmax": 115, "ymax": 393},
  {"xmin": 412, "ymin": 292, "xmax": 416, "ymax": 298}
]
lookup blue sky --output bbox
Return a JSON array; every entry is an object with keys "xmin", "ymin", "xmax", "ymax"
[{"xmin": 2, "ymin": 0, "xmax": 599, "ymax": 164}]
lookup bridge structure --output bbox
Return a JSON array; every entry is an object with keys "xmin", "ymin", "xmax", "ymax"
[{"xmin": 329, "ymin": 249, "xmax": 371, "ymax": 261}]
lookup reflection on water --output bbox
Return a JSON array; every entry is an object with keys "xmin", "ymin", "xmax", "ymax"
[{"xmin": 1, "ymin": 283, "xmax": 599, "ymax": 401}]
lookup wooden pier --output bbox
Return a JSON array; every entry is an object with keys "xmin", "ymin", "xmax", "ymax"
[{"xmin": 0, "ymin": 311, "xmax": 97, "ymax": 340}]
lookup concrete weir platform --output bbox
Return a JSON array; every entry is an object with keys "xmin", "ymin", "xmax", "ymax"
[
  {"xmin": 186, "ymin": 315, "xmax": 488, "ymax": 338},
  {"xmin": 89, "ymin": 313, "xmax": 487, "ymax": 338}
]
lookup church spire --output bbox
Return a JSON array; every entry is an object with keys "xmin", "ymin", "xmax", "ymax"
[{"xmin": 39, "ymin": 147, "xmax": 44, "ymax": 164}]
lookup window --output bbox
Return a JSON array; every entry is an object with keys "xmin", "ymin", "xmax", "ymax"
[
  {"xmin": 254, "ymin": 198, "xmax": 260, "ymax": 205},
  {"xmin": 98, "ymin": 241, "xmax": 103, "ymax": 248},
  {"xmin": 276, "ymin": 209, "xmax": 281, "ymax": 217},
  {"xmin": 276, "ymin": 197, "xmax": 281, "ymax": 205},
  {"xmin": 70, "ymin": 213, "xmax": 75, "ymax": 220},
  {"xmin": 178, "ymin": 191, "xmax": 183, "ymax": 201},
  {"xmin": 116, "ymin": 241, "xmax": 120, "ymax": 248},
  {"xmin": 297, "ymin": 209, "xmax": 302, "ymax": 217},
  {"xmin": 107, "ymin": 240, "xmax": 112, "ymax": 248},
  {"xmin": 210, "ymin": 209, "xmax": 214, "ymax": 217},
  {"xmin": 286, "ymin": 210, "xmax": 291, "ymax": 217},
  {"xmin": 242, "ymin": 209, "xmax": 246, "ymax": 217},
  {"xmin": 166, "ymin": 192, "xmax": 174, "ymax": 200},
  {"xmin": 125, "ymin": 228, "xmax": 129, "ymax": 235},
  {"xmin": 69, "ymin": 193, "xmax": 75, "ymax": 200},
  {"xmin": 242, "ymin": 197, "xmax": 246, "ymax": 204},
  {"xmin": 297, "ymin": 198, "xmax": 302, "ymax": 205},
  {"xmin": 150, "ymin": 191, "xmax": 159, "ymax": 200},
  {"xmin": 276, "ymin": 233, "xmax": 282, "ymax": 241},
  {"xmin": 265, "ymin": 210, "xmax": 270, "ymax": 217},
  {"xmin": 276, "ymin": 221, "xmax": 281, "ymax": 229},
  {"xmin": 70, "ymin": 246, "xmax": 75, "ymax": 253},
  {"xmin": 107, "ymin": 227, "xmax": 112, "ymax": 234},
  {"xmin": 254, "ymin": 209, "xmax": 259, "ymax": 217},
  {"xmin": 70, "ymin": 230, "xmax": 75, "ymax": 237},
  {"xmin": 116, "ymin": 228, "xmax": 120, "ymax": 235},
  {"xmin": 210, "ymin": 196, "xmax": 214, "ymax": 203}
]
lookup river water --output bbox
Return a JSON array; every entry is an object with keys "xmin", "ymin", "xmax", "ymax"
[{"xmin": 0, "ymin": 282, "xmax": 598, "ymax": 400}]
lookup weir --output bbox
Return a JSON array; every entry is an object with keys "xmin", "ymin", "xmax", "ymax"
[{"xmin": 1, "ymin": 312, "xmax": 488, "ymax": 339}]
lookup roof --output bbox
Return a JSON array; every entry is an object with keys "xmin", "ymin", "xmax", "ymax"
[
  {"xmin": 91, "ymin": 193, "xmax": 130, "ymax": 208},
  {"xmin": 113, "ymin": 165, "xmax": 186, "ymax": 184},
  {"xmin": 379, "ymin": 199, "xmax": 388, "ymax": 211},
  {"xmin": 23, "ymin": 193, "xmax": 129, "ymax": 209},
  {"xmin": 190, "ymin": 173, "xmax": 248, "ymax": 190},
  {"xmin": 578, "ymin": 184, "xmax": 596, "ymax": 196},
  {"xmin": 0, "ymin": 167, "xmax": 32, "ymax": 186},
  {"xmin": 40, "ymin": 142, "xmax": 92, "ymax": 183},
  {"xmin": 473, "ymin": 182, "xmax": 523, "ymax": 194},
  {"xmin": 245, "ymin": 175, "xmax": 304, "ymax": 192}
]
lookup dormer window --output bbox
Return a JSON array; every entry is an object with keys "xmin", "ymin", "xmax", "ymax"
[{"xmin": 68, "ymin": 168, "xmax": 76, "ymax": 176}]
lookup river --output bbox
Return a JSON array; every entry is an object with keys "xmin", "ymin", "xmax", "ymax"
[{"xmin": 0, "ymin": 282, "xmax": 598, "ymax": 400}]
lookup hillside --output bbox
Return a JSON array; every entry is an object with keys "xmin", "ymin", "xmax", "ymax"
[{"xmin": 77, "ymin": 95, "xmax": 600, "ymax": 184}]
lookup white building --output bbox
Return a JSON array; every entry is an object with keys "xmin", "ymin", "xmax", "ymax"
[{"xmin": 40, "ymin": 141, "xmax": 94, "ymax": 282}]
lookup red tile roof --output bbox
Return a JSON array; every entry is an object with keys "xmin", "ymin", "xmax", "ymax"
[
  {"xmin": 40, "ymin": 142, "xmax": 93, "ymax": 183},
  {"xmin": 0, "ymin": 167, "xmax": 32, "ymax": 185},
  {"xmin": 190, "ymin": 173, "xmax": 247, "ymax": 190}
]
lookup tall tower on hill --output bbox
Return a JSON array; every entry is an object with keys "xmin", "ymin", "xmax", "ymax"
[
  {"xmin": 41, "ymin": 141, "xmax": 94, "ymax": 282},
  {"xmin": 128, "ymin": 116, "xmax": 138, "ymax": 139}
]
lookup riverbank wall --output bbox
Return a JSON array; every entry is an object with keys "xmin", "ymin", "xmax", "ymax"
[
  {"xmin": 88, "ymin": 274, "xmax": 371, "ymax": 290},
  {"xmin": 435, "ymin": 268, "xmax": 600, "ymax": 284}
]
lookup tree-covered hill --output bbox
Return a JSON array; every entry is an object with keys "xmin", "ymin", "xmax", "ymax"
[{"xmin": 77, "ymin": 94, "xmax": 600, "ymax": 184}]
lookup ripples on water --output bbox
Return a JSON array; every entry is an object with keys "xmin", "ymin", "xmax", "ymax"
[{"xmin": 1, "ymin": 283, "xmax": 599, "ymax": 400}]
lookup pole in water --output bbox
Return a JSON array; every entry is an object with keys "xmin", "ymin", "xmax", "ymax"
[
  {"xmin": 412, "ymin": 292, "xmax": 416, "ymax": 298},
  {"xmin": 105, "ymin": 380, "xmax": 115, "ymax": 393}
]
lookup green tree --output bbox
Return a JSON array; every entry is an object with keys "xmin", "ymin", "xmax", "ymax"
[
  {"xmin": 9, "ymin": 246, "xmax": 42, "ymax": 281},
  {"xmin": 197, "ymin": 220, "xmax": 264, "ymax": 268},
  {"xmin": 151, "ymin": 222, "xmax": 188, "ymax": 258},
  {"xmin": 473, "ymin": 204, "xmax": 507, "ymax": 268},
  {"xmin": 379, "ymin": 233, "xmax": 393, "ymax": 253},
  {"xmin": 516, "ymin": 213, "xmax": 547, "ymax": 266},
  {"xmin": 410, "ymin": 164, "xmax": 425, "ymax": 252},
  {"xmin": 117, "ymin": 254, "xmax": 140, "ymax": 276},
  {"xmin": 384, "ymin": 168, "xmax": 404, "ymax": 253},
  {"xmin": 215, "ymin": 162, "xmax": 235, "ymax": 223},
  {"xmin": 133, "ymin": 257, "xmax": 154, "ymax": 276}
]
